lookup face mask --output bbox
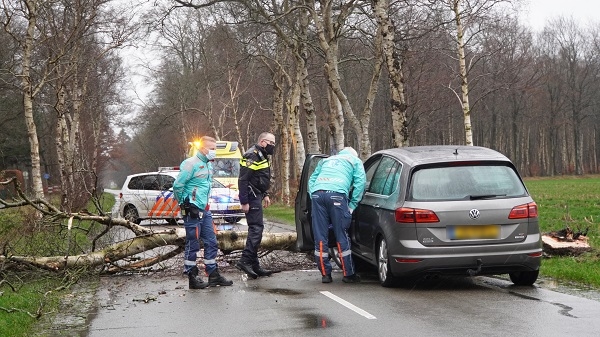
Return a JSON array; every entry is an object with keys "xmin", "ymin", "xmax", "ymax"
[
  {"xmin": 206, "ymin": 149, "xmax": 217, "ymax": 160},
  {"xmin": 265, "ymin": 143, "xmax": 275, "ymax": 155}
]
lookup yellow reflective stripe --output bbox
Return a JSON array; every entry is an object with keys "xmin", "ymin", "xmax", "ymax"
[{"xmin": 240, "ymin": 158, "xmax": 270, "ymax": 170}]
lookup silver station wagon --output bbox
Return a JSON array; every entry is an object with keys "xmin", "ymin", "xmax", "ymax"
[{"xmin": 295, "ymin": 146, "xmax": 542, "ymax": 287}]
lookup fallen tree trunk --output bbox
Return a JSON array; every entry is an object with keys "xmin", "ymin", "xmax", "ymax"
[
  {"xmin": 0, "ymin": 228, "xmax": 298, "ymax": 271},
  {"xmin": 0, "ymin": 177, "xmax": 299, "ymax": 272}
]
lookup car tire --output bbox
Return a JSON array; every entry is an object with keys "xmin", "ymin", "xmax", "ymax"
[
  {"xmin": 378, "ymin": 237, "xmax": 399, "ymax": 287},
  {"xmin": 509, "ymin": 270, "xmax": 539, "ymax": 286},
  {"xmin": 224, "ymin": 217, "xmax": 241, "ymax": 224},
  {"xmin": 328, "ymin": 246, "xmax": 343, "ymax": 269},
  {"xmin": 123, "ymin": 206, "xmax": 141, "ymax": 224}
]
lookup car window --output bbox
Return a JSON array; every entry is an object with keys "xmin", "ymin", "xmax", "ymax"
[
  {"xmin": 159, "ymin": 175, "xmax": 175, "ymax": 190},
  {"xmin": 141, "ymin": 175, "xmax": 160, "ymax": 190},
  {"xmin": 212, "ymin": 179, "xmax": 226, "ymax": 188},
  {"xmin": 213, "ymin": 159, "xmax": 240, "ymax": 178},
  {"xmin": 382, "ymin": 161, "xmax": 401, "ymax": 195},
  {"xmin": 410, "ymin": 164, "xmax": 527, "ymax": 201},
  {"xmin": 369, "ymin": 157, "xmax": 400, "ymax": 196},
  {"xmin": 364, "ymin": 157, "xmax": 381, "ymax": 193},
  {"xmin": 127, "ymin": 176, "xmax": 144, "ymax": 190}
]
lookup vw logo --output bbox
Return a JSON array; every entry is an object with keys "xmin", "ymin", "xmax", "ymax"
[{"xmin": 469, "ymin": 209, "xmax": 480, "ymax": 219}]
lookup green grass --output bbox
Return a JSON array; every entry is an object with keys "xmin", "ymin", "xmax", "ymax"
[
  {"xmin": 263, "ymin": 202, "xmax": 295, "ymax": 226},
  {"xmin": 0, "ymin": 276, "xmax": 63, "ymax": 337},
  {"xmin": 524, "ymin": 176, "xmax": 600, "ymax": 287},
  {"xmin": 0, "ymin": 193, "xmax": 115, "ymax": 336}
]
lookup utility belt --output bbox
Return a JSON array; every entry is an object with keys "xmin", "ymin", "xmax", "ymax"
[{"xmin": 181, "ymin": 198, "xmax": 204, "ymax": 219}]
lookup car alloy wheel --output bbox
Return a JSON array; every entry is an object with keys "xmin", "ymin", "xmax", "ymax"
[
  {"xmin": 124, "ymin": 206, "xmax": 141, "ymax": 224},
  {"xmin": 378, "ymin": 237, "xmax": 398, "ymax": 287}
]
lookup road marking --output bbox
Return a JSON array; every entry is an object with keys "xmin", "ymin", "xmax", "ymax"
[{"xmin": 320, "ymin": 291, "xmax": 377, "ymax": 319}]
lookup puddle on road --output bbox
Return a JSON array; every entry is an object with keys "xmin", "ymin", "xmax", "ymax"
[
  {"xmin": 536, "ymin": 277, "xmax": 600, "ymax": 302},
  {"xmin": 265, "ymin": 288, "xmax": 303, "ymax": 296},
  {"xmin": 300, "ymin": 313, "xmax": 333, "ymax": 329}
]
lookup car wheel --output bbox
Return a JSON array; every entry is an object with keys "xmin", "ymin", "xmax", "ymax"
[
  {"xmin": 224, "ymin": 217, "xmax": 241, "ymax": 224},
  {"xmin": 378, "ymin": 237, "xmax": 398, "ymax": 287},
  {"xmin": 509, "ymin": 270, "xmax": 539, "ymax": 286},
  {"xmin": 123, "ymin": 206, "xmax": 141, "ymax": 224}
]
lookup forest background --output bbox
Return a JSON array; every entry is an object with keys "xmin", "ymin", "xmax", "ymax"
[{"xmin": 1, "ymin": 0, "xmax": 599, "ymax": 211}]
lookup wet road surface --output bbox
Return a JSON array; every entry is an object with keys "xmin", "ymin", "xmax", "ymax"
[{"xmin": 87, "ymin": 269, "xmax": 600, "ymax": 337}]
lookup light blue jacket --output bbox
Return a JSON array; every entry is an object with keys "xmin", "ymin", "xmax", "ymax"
[
  {"xmin": 173, "ymin": 152, "xmax": 212, "ymax": 210},
  {"xmin": 308, "ymin": 148, "xmax": 366, "ymax": 210}
]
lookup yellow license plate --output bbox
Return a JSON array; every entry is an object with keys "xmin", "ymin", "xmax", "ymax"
[
  {"xmin": 450, "ymin": 225, "xmax": 500, "ymax": 240},
  {"xmin": 228, "ymin": 204, "xmax": 241, "ymax": 210}
]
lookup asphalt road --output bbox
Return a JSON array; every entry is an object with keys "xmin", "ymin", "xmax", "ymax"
[{"xmin": 85, "ymin": 269, "xmax": 600, "ymax": 337}]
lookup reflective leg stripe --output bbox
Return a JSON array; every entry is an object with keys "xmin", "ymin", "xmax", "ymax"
[
  {"xmin": 314, "ymin": 250, "xmax": 329, "ymax": 258},
  {"xmin": 318, "ymin": 242, "xmax": 327, "ymax": 275},
  {"xmin": 184, "ymin": 260, "xmax": 197, "ymax": 266},
  {"xmin": 204, "ymin": 259, "xmax": 216, "ymax": 265},
  {"xmin": 337, "ymin": 242, "xmax": 347, "ymax": 275},
  {"xmin": 196, "ymin": 226, "xmax": 199, "ymax": 239}
]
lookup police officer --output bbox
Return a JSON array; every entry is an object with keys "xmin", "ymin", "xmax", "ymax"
[
  {"xmin": 308, "ymin": 147, "xmax": 366, "ymax": 283},
  {"xmin": 235, "ymin": 132, "xmax": 276, "ymax": 279},
  {"xmin": 173, "ymin": 136, "xmax": 233, "ymax": 289}
]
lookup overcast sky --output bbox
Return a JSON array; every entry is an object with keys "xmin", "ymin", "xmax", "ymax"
[{"xmin": 522, "ymin": 0, "xmax": 600, "ymax": 30}]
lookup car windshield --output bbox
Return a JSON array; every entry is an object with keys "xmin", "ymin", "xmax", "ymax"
[
  {"xmin": 409, "ymin": 164, "xmax": 527, "ymax": 201},
  {"xmin": 213, "ymin": 159, "xmax": 240, "ymax": 178}
]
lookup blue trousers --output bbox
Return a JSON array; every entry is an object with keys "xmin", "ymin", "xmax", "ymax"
[
  {"xmin": 310, "ymin": 190, "xmax": 355, "ymax": 277},
  {"xmin": 183, "ymin": 209, "xmax": 218, "ymax": 274}
]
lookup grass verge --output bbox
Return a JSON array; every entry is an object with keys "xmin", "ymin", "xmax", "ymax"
[
  {"xmin": 263, "ymin": 202, "xmax": 295, "ymax": 226},
  {"xmin": 524, "ymin": 176, "xmax": 600, "ymax": 288},
  {"xmin": 0, "ymin": 193, "xmax": 115, "ymax": 336}
]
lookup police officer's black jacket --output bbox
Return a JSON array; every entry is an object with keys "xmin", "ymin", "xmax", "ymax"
[{"xmin": 238, "ymin": 144, "xmax": 271, "ymax": 205}]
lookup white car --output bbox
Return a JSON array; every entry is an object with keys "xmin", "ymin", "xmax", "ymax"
[{"xmin": 118, "ymin": 168, "xmax": 244, "ymax": 225}]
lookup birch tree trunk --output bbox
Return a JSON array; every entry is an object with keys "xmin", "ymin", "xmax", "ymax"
[
  {"xmin": 308, "ymin": 0, "xmax": 378, "ymax": 159},
  {"xmin": 452, "ymin": 0, "xmax": 474, "ymax": 146},
  {"xmin": 327, "ymin": 87, "xmax": 344, "ymax": 153},
  {"xmin": 298, "ymin": 7, "xmax": 320, "ymax": 155},
  {"xmin": 19, "ymin": 0, "xmax": 45, "ymax": 199},
  {"xmin": 274, "ymin": 67, "xmax": 291, "ymax": 204},
  {"xmin": 372, "ymin": 0, "xmax": 409, "ymax": 148}
]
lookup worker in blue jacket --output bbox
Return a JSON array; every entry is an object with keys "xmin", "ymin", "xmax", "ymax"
[
  {"xmin": 173, "ymin": 136, "xmax": 233, "ymax": 289},
  {"xmin": 308, "ymin": 147, "xmax": 366, "ymax": 283}
]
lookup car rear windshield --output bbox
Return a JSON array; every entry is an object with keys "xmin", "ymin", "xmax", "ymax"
[{"xmin": 409, "ymin": 164, "xmax": 527, "ymax": 201}]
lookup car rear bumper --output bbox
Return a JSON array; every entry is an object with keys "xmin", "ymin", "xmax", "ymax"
[{"xmin": 388, "ymin": 235, "xmax": 542, "ymax": 277}]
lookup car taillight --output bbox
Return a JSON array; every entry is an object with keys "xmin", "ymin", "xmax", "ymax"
[
  {"xmin": 508, "ymin": 202, "xmax": 538, "ymax": 219},
  {"xmin": 119, "ymin": 193, "xmax": 123, "ymax": 199},
  {"xmin": 395, "ymin": 207, "xmax": 440, "ymax": 223}
]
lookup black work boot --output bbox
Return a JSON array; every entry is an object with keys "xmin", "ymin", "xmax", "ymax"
[
  {"xmin": 342, "ymin": 274, "xmax": 361, "ymax": 283},
  {"xmin": 208, "ymin": 269, "xmax": 233, "ymax": 287},
  {"xmin": 188, "ymin": 266, "xmax": 208, "ymax": 289},
  {"xmin": 235, "ymin": 260, "xmax": 258, "ymax": 279},
  {"xmin": 253, "ymin": 265, "xmax": 273, "ymax": 277}
]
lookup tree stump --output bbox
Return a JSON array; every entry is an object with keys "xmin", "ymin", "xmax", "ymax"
[{"xmin": 542, "ymin": 227, "xmax": 592, "ymax": 256}]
